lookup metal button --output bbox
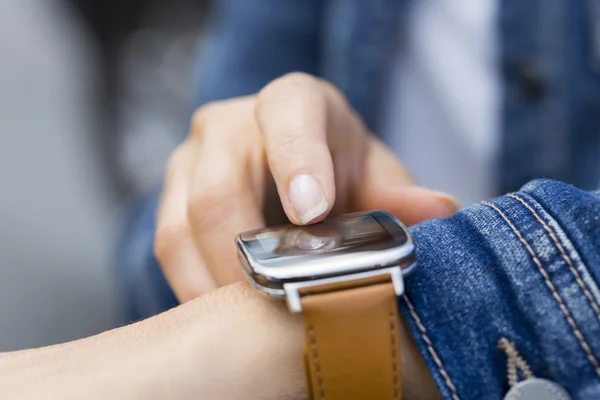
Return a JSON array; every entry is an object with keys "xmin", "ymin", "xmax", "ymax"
[{"xmin": 504, "ymin": 378, "xmax": 571, "ymax": 400}]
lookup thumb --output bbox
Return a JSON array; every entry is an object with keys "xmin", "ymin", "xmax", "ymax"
[{"xmin": 363, "ymin": 186, "xmax": 460, "ymax": 226}]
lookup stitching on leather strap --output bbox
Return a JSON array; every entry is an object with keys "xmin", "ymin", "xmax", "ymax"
[
  {"xmin": 402, "ymin": 296, "xmax": 461, "ymax": 400},
  {"xmin": 483, "ymin": 201, "xmax": 600, "ymax": 377},
  {"xmin": 507, "ymin": 193, "xmax": 600, "ymax": 324},
  {"xmin": 389, "ymin": 311, "xmax": 400, "ymax": 400},
  {"xmin": 308, "ymin": 326, "xmax": 325, "ymax": 399}
]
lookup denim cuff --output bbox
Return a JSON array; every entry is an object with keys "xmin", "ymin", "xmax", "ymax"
[{"xmin": 398, "ymin": 180, "xmax": 600, "ymax": 400}]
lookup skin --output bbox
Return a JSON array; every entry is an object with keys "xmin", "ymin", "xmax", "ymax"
[
  {"xmin": 1, "ymin": 73, "xmax": 456, "ymax": 398},
  {"xmin": 0, "ymin": 282, "xmax": 441, "ymax": 400},
  {"xmin": 155, "ymin": 72, "xmax": 459, "ymax": 302},
  {"xmin": 150, "ymin": 72, "xmax": 458, "ymax": 397}
]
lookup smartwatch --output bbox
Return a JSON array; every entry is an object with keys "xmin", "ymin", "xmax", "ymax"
[{"xmin": 236, "ymin": 210, "xmax": 416, "ymax": 399}]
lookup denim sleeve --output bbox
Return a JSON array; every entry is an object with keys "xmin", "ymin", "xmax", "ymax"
[
  {"xmin": 191, "ymin": 0, "xmax": 322, "ymax": 108},
  {"xmin": 399, "ymin": 179, "xmax": 600, "ymax": 399}
]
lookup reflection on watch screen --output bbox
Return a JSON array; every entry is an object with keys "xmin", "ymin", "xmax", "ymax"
[{"xmin": 253, "ymin": 215, "xmax": 391, "ymax": 258}]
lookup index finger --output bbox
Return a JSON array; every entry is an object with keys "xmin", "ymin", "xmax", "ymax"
[{"xmin": 255, "ymin": 73, "xmax": 357, "ymax": 225}]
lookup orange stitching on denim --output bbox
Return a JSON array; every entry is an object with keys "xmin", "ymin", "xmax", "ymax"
[
  {"xmin": 389, "ymin": 312, "xmax": 400, "ymax": 400},
  {"xmin": 403, "ymin": 296, "xmax": 460, "ymax": 400},
  {"xmin": 308, "ymin": 326, "xmax": 325, "ymax": 399},
  {"xmin": 483, "ymin": 201, "xmax": 600, "ymax": 377},
  {"xmin": 507, "ymin": 193, "xmax": 600, "ymax": 324}
]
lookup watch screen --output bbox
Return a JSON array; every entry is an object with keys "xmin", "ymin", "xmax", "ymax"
[
  {"xmin": 247, "ymin": 215, "xmax": 397, "ymax": 261},
  {"xmin": 237, "ymin": 211, "xmax": 414, "ymax": 286}
]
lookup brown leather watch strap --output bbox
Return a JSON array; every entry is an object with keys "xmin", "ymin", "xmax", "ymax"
[{"xmin": 300, "ymin": 279, "xmax": 402, "ymax": 400}]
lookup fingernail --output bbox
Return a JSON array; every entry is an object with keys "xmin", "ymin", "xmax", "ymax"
[
  {"xmin": 431, "ymin": 190, "xmax": 461, "ymax": 212},
  {"xmin": 289, "ymin": 174, "xmax": 329, "ymax": 224}
]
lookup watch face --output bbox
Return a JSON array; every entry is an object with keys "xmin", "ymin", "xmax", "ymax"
[{"xmin": 236, "ymin": 211, "xmax": 415, "ymax": 294}]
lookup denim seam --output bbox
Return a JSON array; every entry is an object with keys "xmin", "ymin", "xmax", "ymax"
[
  {"xmin": 507, "ymin": 193, "xmax": 600, "ymax": 323},
  {"xmin": 483, "ymin": 201, "xmax": 600, "ymax": 377},
  {"xmin": 498, "ymin": 338, "xmax": 535, "ymax": 387},
  {"xmin": 402, "ymin": 295, "xmax": 461, "ymax": 400}
]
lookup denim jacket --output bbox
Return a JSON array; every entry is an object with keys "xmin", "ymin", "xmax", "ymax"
[
  {"xmin": 402, "ymin": 180, "xmax": 600, "ymax": 399},
  {"xmin": 118, "ymin": 1, "xmax": 600, "ymax": 398},
  {"xmin": 194, "ymin": 0, "xmax": 600, "ymax": 193}
]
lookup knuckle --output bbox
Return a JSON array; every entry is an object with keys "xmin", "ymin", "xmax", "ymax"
[
  {"xmin": 268, "ymin": 124, "xmax": 310, "ymax": 160},
  {"xmin": 190, "ymin": 97, "xmax": 257, "ymax": 142},
  {"xmin": 277, "ymin": 71, "xmax": 318, "ymax": 88},
  {"xmin": 187, "ymin": 183, "xmax": 242, "ymax": 225},
  {"xmin": 258, "ymin": 72, "xmax": 318, "ymax": 101},
  {"xmin": 190, "ymin": 101, "xmax": 223, "ymax": 135},
  {"xmin": 187, "ymin": 185, "xmax": 226, "ymax": 216},
  {"xmin": 154, "ymin": 220, "xmax": 190, "ymax": 265}
]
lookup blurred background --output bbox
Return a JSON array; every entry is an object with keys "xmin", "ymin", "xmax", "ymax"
[{"xmin": 0, "ymin": 0, "xmax": 209, "ymax": 350}]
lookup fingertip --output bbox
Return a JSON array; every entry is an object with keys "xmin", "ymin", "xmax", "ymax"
[
  {"xmin": 296, "ymin": 196, "xmax": 329, "ymax": 224},
  {"xmin": 287, "ymin": 173, "xmax": 331, "ymax": 225}
]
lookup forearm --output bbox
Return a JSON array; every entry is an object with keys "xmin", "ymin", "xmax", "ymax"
[
  {"xmin": 0, "ymin": 313, "xmax": 188, "ymax": 398},
  {"xmin": 1, "ymin": 279, "xmax": 443, "ymax": 400},
  {"xmin": 0, "ymin": 283, "xmax": 306, "ymax": 400}
]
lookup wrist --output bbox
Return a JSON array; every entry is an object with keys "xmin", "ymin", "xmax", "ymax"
[
  {"xmin": 206, "ymin": 282, "xmax": 438, "ymax": 400},
  {"xmin": 188, "ymin": 281, "xmax": 306, "ymax": 399}
]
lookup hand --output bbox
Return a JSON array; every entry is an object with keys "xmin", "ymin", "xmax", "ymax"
[
  {"xmin": 155, "ymin": 72, "xmax": 459, "ymax": 302},
  {"xmin": 0, "ymin": 282, "xmax": 440, "ymax": 400}
]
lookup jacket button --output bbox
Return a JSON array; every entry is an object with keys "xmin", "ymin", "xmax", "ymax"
[
  {"xmin": 503, "ymin": 378, "xmax": 571, "ymax": 400},
  {"xmin": 516, "ymin": 64, "xmax": 546, "ymax": 101}
]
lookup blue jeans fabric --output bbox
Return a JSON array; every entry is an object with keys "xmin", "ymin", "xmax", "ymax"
[
  {"xmin": 116, "ymin": 191, "xmax": 178, "ymax": 321},
  {"xmin": 118, "ymin": 180, "xmax": 600, "ymax": 399},
  {"xmin": 192, "ymin": 0, "xmax": 600, "ymax": 193},
  {"xmin": 400, "ymin": 180, "xmax": 600, "ymax": 399}
]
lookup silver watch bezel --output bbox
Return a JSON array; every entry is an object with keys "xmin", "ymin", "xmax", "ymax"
[{"xmin": 236, "ymin": 211, "xmax": 416, "ymax": 312}]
